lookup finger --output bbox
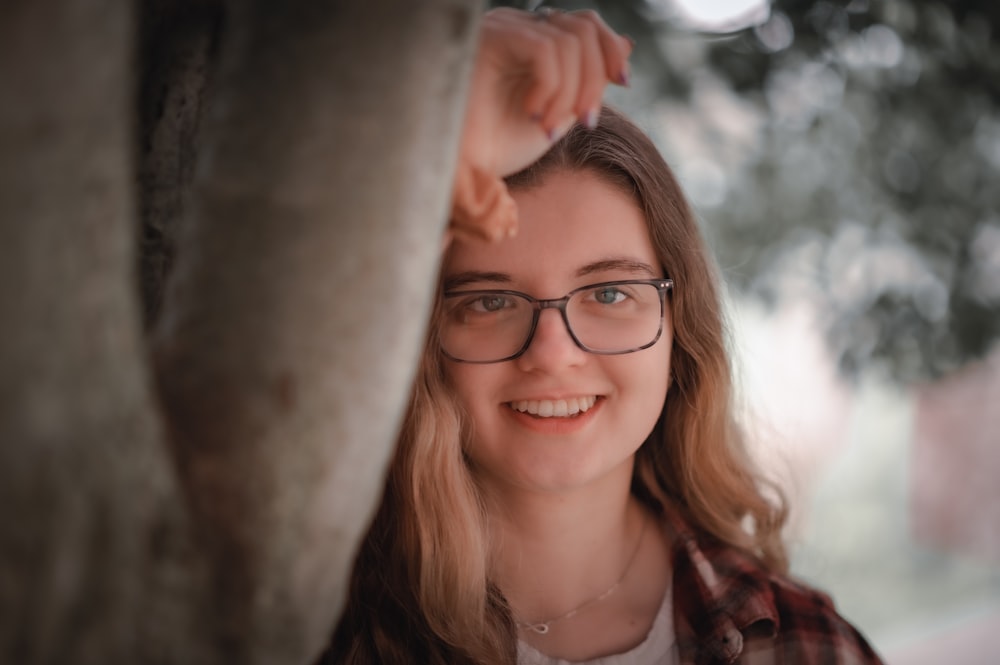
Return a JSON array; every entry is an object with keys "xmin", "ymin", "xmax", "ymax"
[
  {"xmin": 570, "ymin": 9, "xmax": 633, "ymax": 86},
  {"xmin": 491, "ymin": 8, "xmax": 631, "ymax": 85},
  {"xmin": 484, "ymin": 13, "xmax": 562, "ymax": 122},
  {"xmin": 534, "ymin": 25, "xmax": 583, "ymax": 137},
  {"xmin": 495, "ymin": 12, "xmax": 585, "ymax": 137},
  {"xmin": 521, "ymin": 32, "xmax": 565, "ymax": 126},
  {"xmin": 481, "ymin": 8, "xmax": 561, "ymax": 115},
  {"xmin": 546, "ymin": 12, "xmax": 607, "ymax": 127}
]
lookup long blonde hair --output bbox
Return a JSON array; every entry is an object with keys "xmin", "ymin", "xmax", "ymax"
[{"xmin": 325, "ymin": 107, "xmax": 787, "ymax": 664}]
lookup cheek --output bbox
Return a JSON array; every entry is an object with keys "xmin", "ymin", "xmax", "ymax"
[
  {"xmin": 644, "ymin": 352, "xmax": 671, "ymax": 404},
  {"xmin": 630, "ymin": 334, "xmax": 672, "ymax": 415},
  {"xmin": 443, "ymin": 363, "xmax": 470, "ymax": 405},
  {"xmin": 443, "ymin": 364, "xmax": 492, "ymax": 419}
]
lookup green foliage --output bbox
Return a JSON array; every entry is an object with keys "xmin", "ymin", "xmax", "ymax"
[{"xmin": 493, "ymin": 0, "xmax": 1000, "ymax": 382}]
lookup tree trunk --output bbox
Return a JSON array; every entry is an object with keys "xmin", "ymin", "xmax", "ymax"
[
  {"xmin": 152, "ymin": 1, "xmax": 482, "ymax": 663},
  {"xmin": 0, "ymin": 1, "xmax": 207, "ymax": 663},
  {"xmin": 1, "ymin": 0, "xmax": 482, "ymax": 662}
]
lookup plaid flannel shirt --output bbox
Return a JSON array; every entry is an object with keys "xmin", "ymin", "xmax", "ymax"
[{"xmin": 666, "ymin": 509, "xmax": 885, "ymax": 665}]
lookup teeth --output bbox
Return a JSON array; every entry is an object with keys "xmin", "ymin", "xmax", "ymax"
[{"xmin": 510, "ymin": 396, "xmax": 598, "ymax": 418}]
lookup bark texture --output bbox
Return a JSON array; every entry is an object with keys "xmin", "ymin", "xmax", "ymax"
[
  {"xmin": 1, "ymin": 0, "xmax": 481, "ymax": 662},
  {"xmin": 152, "ymin": 1, "xmax": 482, "ymax": 662},
  {"xmin": 138, "ymin": 0, "xmax": 223, "ymax": 331},
  {"xmin": 0, "ymin": 1, "xmax": 205, "ymax": 663}
]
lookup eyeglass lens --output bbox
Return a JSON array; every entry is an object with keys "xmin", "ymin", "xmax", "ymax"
[{"xmin": 441, "ymin": 281, "xmax": 666, "ymax": 363}]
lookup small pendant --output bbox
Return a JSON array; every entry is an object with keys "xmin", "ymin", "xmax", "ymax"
[{"xmin": 525, "ymin": 623, "xmax": 550, "ymax": 635}]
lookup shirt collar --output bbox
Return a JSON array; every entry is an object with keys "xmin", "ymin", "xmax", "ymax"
[{"xmin": 664, "ymin": 508, "xmax": 779, "ymax": 663}]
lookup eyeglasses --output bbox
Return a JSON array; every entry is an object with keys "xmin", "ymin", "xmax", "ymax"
[{"xmin": 440, "ymin": 279, "xmax": 673, "ymax": 364}]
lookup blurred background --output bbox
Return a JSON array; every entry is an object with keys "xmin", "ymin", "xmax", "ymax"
[{"xmin": 499, "ymin": 0, "xmax": 1000, "ymax": 661}]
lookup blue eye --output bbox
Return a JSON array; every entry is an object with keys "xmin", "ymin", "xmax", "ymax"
[
  {"xmin": 593, "ymin": 287, "xmax": 626, "ymax": 305},
  {"xmin": 472, "ymin": 295, "xmax": 511, "ymax": 312}
]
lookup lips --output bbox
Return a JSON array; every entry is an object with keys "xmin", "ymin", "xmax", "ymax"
[{"xmin": 508, "ymin": 395, "xmax": 599, "ymax": 418}]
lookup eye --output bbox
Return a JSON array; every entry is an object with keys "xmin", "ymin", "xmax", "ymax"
[
  {"xmin": 448, "ymin": 293, "xmax": 518, "ymax": 319},
  {"xmin": 592, "ymin": 286, "xmax": 627, "ymax": 305},
  {"xmin": 469, "ymin": 294, "xmax": 512, "ymax": 312}
]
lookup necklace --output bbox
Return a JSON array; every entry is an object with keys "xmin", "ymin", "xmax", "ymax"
[{"xmin": 515, "ymin": 514, "xmax": 649, "ymax": 635}]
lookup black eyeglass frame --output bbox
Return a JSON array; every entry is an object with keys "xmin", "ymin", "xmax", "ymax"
[{"xmin": 441, "ymin": 278, "xmax": 675, "ymax": 364}]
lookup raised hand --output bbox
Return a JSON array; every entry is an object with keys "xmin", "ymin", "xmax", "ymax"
[
  {"xmin": 448, "ymin": 8, "xmax": 632, "ymax": 246},
  {"xmin": 461, "ymin": 7, "xmax": 633, "ymax": 178}
]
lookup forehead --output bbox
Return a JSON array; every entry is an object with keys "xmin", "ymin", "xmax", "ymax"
[{"xmin": 443, "ymin": 169, "xmax": 659, "ymax": 287}]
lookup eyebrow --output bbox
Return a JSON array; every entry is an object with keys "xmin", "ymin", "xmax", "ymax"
[
  {"xmin": 576, "ymin": 258, "xmax": 659, "ymax": 278},
  {"xmin": 442, "ymin": 271, "xmax": 512, "ymax": 291},
  {"xmin": 443, "ymin": 258, "xmax": 658, "ymax": 292}
]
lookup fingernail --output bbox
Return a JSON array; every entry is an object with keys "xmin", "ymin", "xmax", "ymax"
[
  {"xmin": 547, "ymin": 117, "xmax": 575, "ymax": 142},
  {"xmin": 623, "ymin": 35, "xmax": 636, "ymax": 49},
  {"xmin": 618, "ymin": 63, "xmax": 631, "ymax": 87},
  {"xmin": 581, "ymin": 107, "xmax": 598, "ymax": 129}
]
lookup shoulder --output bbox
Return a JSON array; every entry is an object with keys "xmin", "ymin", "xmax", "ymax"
[
  {"xmin": 752, "ymin": 564, "xmax": 884, "ymax": 664},
  {"xmin": 666, "ymin": 514, "xmax": 884, "ymax": 664}
]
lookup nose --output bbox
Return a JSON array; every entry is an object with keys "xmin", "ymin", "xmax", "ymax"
[{"xmin": 515, "ymin": 307, "xmax": 587, "ymax": 372}]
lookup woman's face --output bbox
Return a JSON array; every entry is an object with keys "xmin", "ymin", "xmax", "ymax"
[{"xmin": 442, "ymin": 168, "xmax": 672, "ymax": 496}]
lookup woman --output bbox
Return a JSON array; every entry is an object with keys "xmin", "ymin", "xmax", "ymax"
[{"xmin": 324, "ymin": 8, "xmax": 883, "ymax": 665}]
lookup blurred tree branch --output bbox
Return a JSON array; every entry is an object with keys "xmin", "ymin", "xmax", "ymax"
[{"xmin": 496, "ymin": 0, "xmax": 1000, "ymax": 382}]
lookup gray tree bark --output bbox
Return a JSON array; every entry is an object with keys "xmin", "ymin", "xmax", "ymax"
[
  {"xmin": 0, "ymin": 1, "xmax": 206, "ymax": 663},
  {"xmin": 1, "ymin": 0, "xmax": 482, "ymax": 662},
  {"xmin": 154, "ymin": 0, "xmax": 482, "ymax": 660}
]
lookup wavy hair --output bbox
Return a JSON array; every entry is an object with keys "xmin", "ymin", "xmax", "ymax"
[{"xmin": 323, "ymin": 107, "xmax": 787, "ymax": 664}]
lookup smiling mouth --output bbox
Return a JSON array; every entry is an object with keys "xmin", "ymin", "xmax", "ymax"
[{"xmin": 507, "ymin": 396, "xmax": 599, "ymax": 418}]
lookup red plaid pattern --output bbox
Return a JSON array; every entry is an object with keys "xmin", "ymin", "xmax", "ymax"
[{"xmin": 666, "ymin": 509, "xmax": 885, "ymax": 664}]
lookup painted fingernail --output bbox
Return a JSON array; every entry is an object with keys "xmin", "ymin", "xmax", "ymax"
[
  {"xmin": 548, "ymin": 117, "xmax": 575, "ymax": 142},
  {"xmin": 618, "ymin": 63, "xmax": 631, "ymax": 86}
]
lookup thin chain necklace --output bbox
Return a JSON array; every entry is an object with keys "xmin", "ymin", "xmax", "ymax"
[{"xmin": 515, "ymin": 514, "xmax": 649, "ymax": 635}]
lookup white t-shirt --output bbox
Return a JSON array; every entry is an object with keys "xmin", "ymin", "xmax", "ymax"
[{"xmin": 516, "ymin": 589, "xmax": 679, "ymax": 665}]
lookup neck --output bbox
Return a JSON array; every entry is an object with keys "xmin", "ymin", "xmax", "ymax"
[{"xmin": 481, "ymin": 471, "xmax": 647, "ymax": 627}]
